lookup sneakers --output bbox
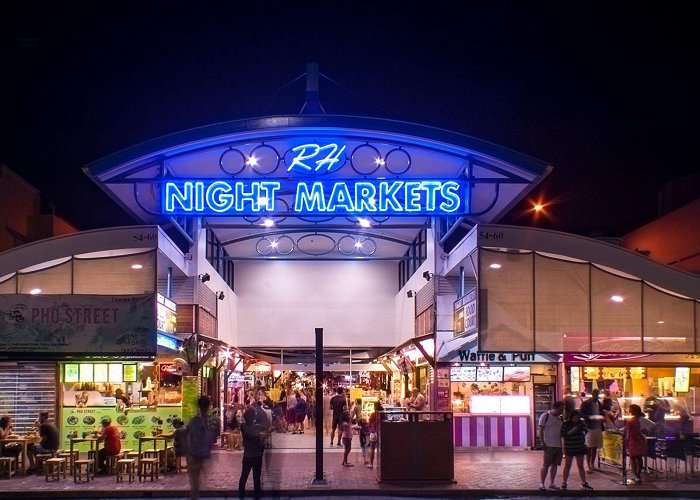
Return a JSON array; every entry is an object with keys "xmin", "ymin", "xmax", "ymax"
[
  {"xmin": 581, "ymin": 482, "xmax": 593, "ymax": 490},
  {"xmin": 549, "ymin": 484, "xmax": 561, "ymax": 490},
  {"xmin": 561, "ymin": 482, "xmax": 567, "ymax": 490},
  {"xmin": 337, "ymin": 442, "xmax": 343, "ymax": 447},
  {"xmin": 538, "ymin": 484, "xmax": 546, "ymax": 491}
]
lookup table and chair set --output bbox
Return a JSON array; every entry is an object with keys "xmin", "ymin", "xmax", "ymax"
[
  {"xmin": 0, "ymin": 433, "xmax": 178, "ymax": 483},
  {"xmin": 642, "ymin": 434, "xmax": 700, "ymax": 480}
]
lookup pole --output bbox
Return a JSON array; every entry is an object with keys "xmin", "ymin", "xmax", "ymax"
[{"xmin": 312, "ymin": 327, "xmax": 326, "ymax": 484}]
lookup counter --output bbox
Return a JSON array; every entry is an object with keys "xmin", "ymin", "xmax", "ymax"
[{"xmin": 453, "ymin": 413, "xmax": 532, "ymax": 448}]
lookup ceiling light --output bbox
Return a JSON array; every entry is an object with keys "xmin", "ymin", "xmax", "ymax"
[
  {"xmin": 131, "ymin": 264, "xmax": 143, "ymax": 269},
  {"xmin": 270, "ymin": 240, "xmax": 278, "ymax": 248},
  {"xmin": 262, "ymin": 219, "xmax": 275, "ymax": 227},
  {"xmin": 657, "ymin": 320, "xmax": 665, "ymax": 324},
  {"xmin": 246, "ymin": 156, "xmax": 258, "ymax": 167},
  {"xmin": 355, "ymin": 241, "xmax": 363, "ymax": 248},
  {"xmin": 489, "ymin": 263, "xmax": 502, "ymax": 269},
  {"xmin": 358, "ymin": 218, "xmax": 371, "ymax": 228},
  {"xmin": 29, "ymin": 288, "xmax": 42, "ymax": 295},
  {"xmin": 374, "ymin": 157, "xmax": 385, "ymax": 166},
  {"xmin": 610, "ymin": 295, "xmax": 624, "ymax": 303}
]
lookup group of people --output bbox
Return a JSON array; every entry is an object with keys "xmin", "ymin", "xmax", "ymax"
[
  {"xmin": 0, "ymin": 411, "xmax": 60, "ymax": 473},
  {"xmin": 539, "ymin": 388, "xmax": 664, "ymax": 491}
]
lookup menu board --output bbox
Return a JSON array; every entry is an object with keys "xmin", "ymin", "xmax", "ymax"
[
  {"xmin": 123, "ymin": 364, "xmax": 137, "ymax": 382},
  {"xmin": 583, "ymin": 367, "xmax": 599, "ymax": 380},
  {"xmin": 61, "ymin": 407, "xmax": 181, "ymax": 452},
  {"xmin": 477, "ymin": 366, "xmax": 503, "ymax": 382},
  {"xmin": 675, "ymin": 367, "xmax": 690, "ymax": 392},
  {"xmin": 503, "ymin": 366, "xmax": 530, "ymax": 382},
  {"xmin": 64, "ymin": 364, "xmax": 79, "ymax": 383},
  {"xmin": 450, "ymin": 366, "xmax": 476, "ymax": 382}
]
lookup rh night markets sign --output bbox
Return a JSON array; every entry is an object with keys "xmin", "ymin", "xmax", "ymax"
[{"xmin": 161, "ymin": 142, "xmax": 469, "ymax": 217}]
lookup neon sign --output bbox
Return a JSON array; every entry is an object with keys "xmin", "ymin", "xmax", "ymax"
[
  {"xmin": 163, "ymin": 179, "xmax": 467, "ymax": 216},
  {"xmin": 161, "ymin": 142, "xmax": 469, "ymax": 216}
]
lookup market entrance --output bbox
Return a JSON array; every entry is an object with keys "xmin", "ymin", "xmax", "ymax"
[{"xmin": 231, "ymin": 347, "xmax": 391, "ymax": 450}]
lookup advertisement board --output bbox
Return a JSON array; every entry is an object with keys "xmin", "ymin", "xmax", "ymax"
[{"xmin": 0, "ymin": 294, "xmax": 157, "ymax": 355}]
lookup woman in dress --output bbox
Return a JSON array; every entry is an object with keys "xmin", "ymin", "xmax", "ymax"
[
  {"xmin": 625, "ymin": 404, "xmax": 646, "ymax": 483},
  {"xmin": 560, "ymin": 410, "xmax": 593, "ymax": 491}
]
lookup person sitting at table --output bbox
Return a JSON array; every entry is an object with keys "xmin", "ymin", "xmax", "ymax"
[
  {"xmin": 95, "ymin": 416, "xmax": 121, "ymax": 474},
  {"xmin": 0, "ymin": 416, "xmax": 22, "ymax": 458},
  {"xmin": 27, "ymin": 411, "xmax": 59, "ymax": 473},
  {"xmin": 161, "ymin": 417, "xmax": 188, "ymax": 471}
]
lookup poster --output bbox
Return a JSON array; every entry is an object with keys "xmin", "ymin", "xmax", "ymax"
[
  {"xmin": 181, "ymin": 376, "xmax": 199, "ymax": 424},
  {"xmin": 599, "ymin": 431, "xmax": 623, "ymax": 466},
  {"xmin": 61, "ymin": 406, "xmax": 182, "ymax": 452},
  {"xmin": 0, "ymin": 294, "xmax": 157, "ymax": 355}
]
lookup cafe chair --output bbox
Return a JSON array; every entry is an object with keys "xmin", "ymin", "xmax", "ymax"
[
  {"xmin": 106, "ymin": 454, "xmax": 122, "ymax": 475},
  {"xmin": 44, "ymin": 457, "xmax": 67, "ymax": 482},
  {"xmin": 175, "ymin": 454, "xmax": 187, "ymax": 474},
  {"xmin": 73, "ymin": 459, "xmax": 94, "ymax": 483},
  {"xmin": 119, "ymin": 448, "xmax": 134, "ymax": 458},
  {"xmin": 57, "ymin": 450, "xmax": 79, "ymax": 474},
  {"xmin": 116, "ymin": 458, "xmax": 136, "ymax": 483},
  {"xmin": 0, "ymin": 457, "xmax": 16, "ymax": 479}
]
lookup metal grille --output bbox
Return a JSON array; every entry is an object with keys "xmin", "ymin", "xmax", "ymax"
[{"xmin": 0, "ymin": 362, "xmax": 56, "ymax": 434}]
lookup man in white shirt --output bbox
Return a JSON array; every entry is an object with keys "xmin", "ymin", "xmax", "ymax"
[{"xmin": 538, "ymin": 401, "xmax": 564, "ymax": 491}]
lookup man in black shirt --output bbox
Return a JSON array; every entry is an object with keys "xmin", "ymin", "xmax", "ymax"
[
  {"xmin": 28, "ymin": 411, "xmax": 59, "ymax": 473},
  {"xmin": 329, "ymin": 387, "xmax": 347, "ymax": 447}
]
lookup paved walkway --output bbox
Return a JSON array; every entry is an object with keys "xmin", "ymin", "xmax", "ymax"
[{"xmin": 1, "ymin": 445, "xmax": 698, "ymax": 498}]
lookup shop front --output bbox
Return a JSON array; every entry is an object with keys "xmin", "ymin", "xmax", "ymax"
[
  {"xmin": 436, "ymin": 337, "xmax": 559, "ymax": 449},
  {"xmin": 564, "ymin": 353, "xmax": 700, "ymax": 435}
]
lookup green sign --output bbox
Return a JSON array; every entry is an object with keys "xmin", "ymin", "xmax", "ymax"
[
  {"xmin": 181, "ymin": 376, "xmax": 199, "ymax": 424},
  {"xmin": 64, "ymin": 364, "xmax": 79, "ymax": 383}
]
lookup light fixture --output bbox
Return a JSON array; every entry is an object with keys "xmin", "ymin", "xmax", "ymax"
[
  {"xmin": 246, "ymin": 156, "xmax": 258, "ymax": 167},
  {"xmin": 610, "ymin": 295, "xmax": 624, "ymax": 303},
  {"xmin": 657, "ymin": 320, "xmax": 665, "ymax": 324},
  {"xmin": 131, "ymin": 264, "xmax": 143, "ymax": 270},
  {"xmin": 406, "ymin": 290, "xmax": 415, "ymax": 298},
  {"xmin": 423, "ymin": 271, "xmax": 432, "ymax": 281},
  {"xmin": 489, "ymin": 263, "xmax": 502, "ymax": 269},
  {"xmin": 29, "ymin": 288, "xmax": 42, "ymax": 295},
  {"xmin": 357, "ymin": 218, "xmax": 371, "ymax": 228},
  {"xmin": 198, "ymin": 273, "xmax": 211, "ymax": 283},
  {"xmin": 262, "ymin": 218, "xmax": 275, "ymax": 227},
  {"xmin": 355, "ymin": 241, "xmax": 363, "ymax": 248},
  {"xmin": 270, "ymin": 240, "xmax": 278, "ymax": 248},
  {"xmin": 216, "ymin": 291, "xmax": 225, "ymax": 300}
]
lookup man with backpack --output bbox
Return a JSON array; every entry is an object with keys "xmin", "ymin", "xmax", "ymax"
[
  {"xmin": 187, "ymin": 396, "xmax": 212, "ymax": 500},
  {"xmin": 538, "ymin": 400, "xmax": 564, "ymax": 491}
]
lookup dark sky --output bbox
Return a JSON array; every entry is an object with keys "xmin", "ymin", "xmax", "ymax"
[{"xmin": 1, "ymin": 2, "xmax": 698, "ymax": 237}]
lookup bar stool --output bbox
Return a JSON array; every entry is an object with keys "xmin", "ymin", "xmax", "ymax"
[
  {"xmin": 120, "ymin": 448, "xmax": 134, "ymax": 458},
  {"xmin": 57, "ymin": 450, "xmax": 79, "ymax": 474},
  {"xmin": 73, "ymin": 459, "xmax": 94, "ymax": 483},
  {"xmin": 45, "ymin": 457, "xmax": 67, "ymax": 482},
  {"xmin": 116, "ymin": 458, "xmax": 136, "ymax": 483},
  {"xmin": 105, "ymin": 454, "xmax": 121, "ymax": 475},
  {"xmin": 175, "ymin": 454, "xmax": 187, "ymax": 473},
  {"xmin": 138, "ymin": 458, "xmax": 159, "ymax": 482},
  {"xmin": 0, "ymin": 457, "xmax": 16, "ymax": 479},
  {"xmin": 87, "ymin": 449, "xmax": 97, "ymax": 463},
  {"xmin": 35, "ymin": 453, "xmax": 53, "ymax": 475}
]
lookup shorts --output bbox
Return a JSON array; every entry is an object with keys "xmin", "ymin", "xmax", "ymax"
[
  {"xmin": 296, "ymin": 413, "xmax": 306, "ymax": 424},
  {"xmin": 30, "ymin": 443, "xmax": 55, "ymax": 455},
  {"xmin": 332, "ymin": 415, "xmax": 342, "ymax": 431},
  {"xmin": 542, "ymin": 446, "xmax": 563, "ymax": 467},
  {"xmin": 585, "ymin": 429, "xmax": 603, "ymax": 448}
]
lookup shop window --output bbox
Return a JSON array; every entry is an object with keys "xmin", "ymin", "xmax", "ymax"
[
  {"xmin": 398, "ymin": 228, "xmax": 427, "ymax": 291},
  {"xmin": 17, "ymin": 259, "xmax": 71, "ymax": 294},
  {"xmin": 0, "ymin": 274, "xmax": 15, "ymax": 294},
  {"xmin": 643, "ymin": 283, "xmax": 695, "ymax": 352},
  {"xmin": 591, "ymin": 266, "xmax": 642, "ymax": 352},
  {"xmin": 206, "ymin": 229, "xmax": 234, "ymax": 291},
  {"xmin": 73, "ymin": 250, "xmax": 156, "ymax": 295}
]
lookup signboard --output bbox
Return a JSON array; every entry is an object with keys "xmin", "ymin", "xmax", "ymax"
[
  {"xmin": 453, "ymin": 288, "xmax": 477, "ymax": 338},
  {"xmin": 476, "ymin": 366, "xmax": 503, "ymax": 382},
  {"xmin": 156, "ymin": 293, "xmax": 177, "ymax": 334},
  {"xmin": 675, "ymin": 367, "xmax": 690, "ymax": 392},
  {"xmin": 450, "ymin": 366, "xmax": 476, "ymax": 382},
  {"xmin": 123, "ymin": 364, "xmax": 137, "ymax": 382},
  {"xmin": 503, "ymin": 366, "xmax": 531, "ymax": 382},
  {"xmin": 160, "ymin": 142, "xmax": 469, "ymax": 217},
  {"xmin": 0, "ymin": 294, "xmax": 157, "ymax": 356}
]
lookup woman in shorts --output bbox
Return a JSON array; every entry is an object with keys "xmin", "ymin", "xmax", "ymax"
[{"xmin": 560, "ymin": 410, "xmax": 593, "ymax": 491}]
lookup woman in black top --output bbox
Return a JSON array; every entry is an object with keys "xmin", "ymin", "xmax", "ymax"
[
  {"xmin": 239, "ymin": 408, "xmax": 267, "ymax": 499},
  {"xmin": 560, "ymin": 410, "xmax": 593, "ymax": 491}
]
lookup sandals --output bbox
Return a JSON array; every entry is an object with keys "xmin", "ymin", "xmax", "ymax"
[{"xmin": 581, "ymin": 482, "xmax": 593, "ymax": 490}]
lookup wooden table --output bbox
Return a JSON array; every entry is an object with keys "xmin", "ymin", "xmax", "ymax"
[
  {"xmin": 138, "ymin": 436, "xmax": 172, "ymax": 471},
  {"xmin": 0, "ymin": 436, "xmax": 40, "ymax": 474},
  {"xmin": 69, "ymin": 437, "xmax": 100, "ymax": 461}
]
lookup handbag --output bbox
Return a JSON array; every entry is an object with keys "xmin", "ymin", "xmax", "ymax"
[{"xmin": 369, "ymin": 431, "xmax": 378, "ymax": 442}]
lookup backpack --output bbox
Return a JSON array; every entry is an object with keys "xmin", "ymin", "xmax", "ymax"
[{"xmin": 187, "ymin": 415, "xmax": 212, "ymax": 460}]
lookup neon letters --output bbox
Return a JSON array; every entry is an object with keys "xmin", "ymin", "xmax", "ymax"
[{"xmin": 163, "ymin": 179, "xmax": 467, "ymax": 216}]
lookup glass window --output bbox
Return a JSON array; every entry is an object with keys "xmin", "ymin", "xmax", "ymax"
[
  {"xmin": 591, "ymin": 266, "xmax": 642, "ymax": 352},
  {"xmin": 643, "ymin": 284, "xmax": 695, "ymax": 352}
]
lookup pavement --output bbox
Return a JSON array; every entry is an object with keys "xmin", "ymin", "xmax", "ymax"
[{"xmin": 1, "ymin": 429, "xmax": 698, "ymax": 498}]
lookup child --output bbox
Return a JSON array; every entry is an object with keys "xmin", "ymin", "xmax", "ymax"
[
  {"xmin": 340, "ymin": 411, "xmax": 354, "ymax": 467},
  {"xmin": 357, "ymin": 415, "xmax": 369, "ymax": 465}
]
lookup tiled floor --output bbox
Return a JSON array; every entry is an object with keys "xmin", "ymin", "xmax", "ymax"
[{"xmin": 0, "ymin": 437, "xmax": 698, "ymax": 497}]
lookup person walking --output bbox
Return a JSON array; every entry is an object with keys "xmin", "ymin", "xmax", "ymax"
[
  {"xmin": 560, "ymin": 410, "xmax": 593, "ymax": 491},
  {"xmin": 329, "ymin": 387, "xmax": 347, "ymax": 447},
  {"xmin": 293, "ymin": 392, "xmax": 307, "ymax": 434},
  {"xmin": 537, "ymin": 401, "xmax": 564, "ymax": 491},
  {"xmin": 580, "ymin": 388, "xmax": 604, "ymax": 473},
  {"xmin": 238, "ymin": 407, "xmax": 268, "ymax": 499},
  {"xmin": 187, "ymin": 396, "xmax": 213, "ymax": 500},
  {"xmin": 625, "ymin": 404, "xmax": 646, "ymax": 484}
]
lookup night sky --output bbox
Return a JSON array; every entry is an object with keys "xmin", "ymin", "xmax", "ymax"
[{"xmin": 1, "ymin": 3, "xmax": 697, "ymax": 237}]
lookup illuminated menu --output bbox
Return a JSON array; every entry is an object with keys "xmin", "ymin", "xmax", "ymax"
[
  {"xmin": 450, "ymin": 366, "xmax": 476, "ymax": 381},
  {"xmin": 477, "ymin": 366, "xmax": 503, "ymax": 382}
]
